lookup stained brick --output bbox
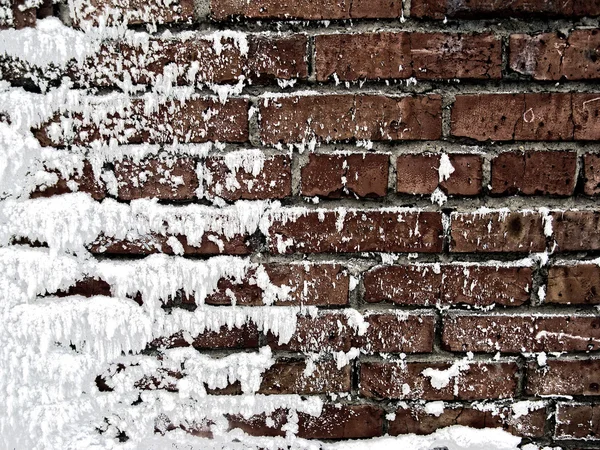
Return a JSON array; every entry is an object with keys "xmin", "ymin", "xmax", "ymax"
[
  {"xmin": 547, "ymin": 264, "xmax": 600, "ymax": 305},
  {"xmin": 301, "ymin": 153, "xmax": 389, "ymax": 198},
  {"xmin": 551, "ymin": 211, "xmax": 600, "ymax": 251},
  {"xmin": 396, "ymin": 153, "xmax": 482, "ymax": 195},
  {"xmin": 583, "ymin": 154, "xmax": 600, "ymax": 195},
  {"xmin": 390, "ymin": 403, "xmax": 546, "ymax": 437},
  {"xmin": 360, "ymin": 361, "xmax": 518, "ymax": 400},
  {"xmin": 443, "ymin": 313, "xmax": 600, "ymax": 353},
  {"xmin": 259, "ymin": 360, "xmax": 351, "ymax": 394},
  {"xmin": 555, "ymin": 403, "xmax": 600, "ymax": 440},
  {"xmin": 356, "ymin": 312, "xmax": 435, "ymax": 353},
  {"xmin": 491, "ymin": 151, "xmax": 577, "ymax": 196},
  {"xmin": 260, "ymin": 94, "xmax": 442, "ymax": 145},
  {"xmin": 315, "ymin": 32, "xmax": 501, "ymax": 81},
  {"xmin": 364, "ymin": 264, "xmax": 532, "ymax": 307},
  {"xmin": 526, "ymin": 359, "xmax": 600, "ymax": 396},
  {"xmin": 450, "ymin": 211, "xmax": 547, "ymax": 253},
  {"xmin": 265, "ymin": 209, "xmax": 443, "ymax": 254}
]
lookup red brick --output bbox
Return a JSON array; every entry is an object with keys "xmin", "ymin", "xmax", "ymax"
[
  {"xmin": 510, "ymin": 31, "xmax": 600, "ymax": 81},
  {"xmin": 301, "ymin": 153, "xmax": 389, "ymax": 198},
  {"xmin": 583, "ymin": 154, "xmax": 600, "ymax": 195},
  {"xmin": 227, "ymin": 405, "xmax": 384, "ymax": 439},
  {"xmin": 205, "ymin": 263, "xmax": 349, "ymax": 306},
  {"xmin": 356, "ymin": 312, "xmax": 435, "ymax": 353},
  {"xmin": 35, "ymin": 97, "xmax": 248, "ymax": 147},
  {"xmin": 316, "ymin": 32, "xmax": 500, "ymax": 81},
  {"xmin": 450, "ymin": 211, "xmax": 547, "ymax": 253},
  {"xmin": 265, "ymin": 209, "xmax": 443, "ymax": 254},
  {"xmin": 72, "ymin": 0, "xmax": 194, "ymax": 26},
  {"xmin": 30, "ymin": 162, "xmax": 106, "ymax": 200},
  {"xmin": 443, "ymin": 313, "xmax": 600, "ymax": 353},
  {"xmin": 551, "ymin": 211, "xmax": 600, "ymax": 251},
  {"xmin": 150, "ymin": 324, "xmax": 259, "ymax": 349},
  {"xmin": 451, "ymin": 93, "xmax": 574, "ymax": 142},
  {"xmin": 259, "ymin": 360, "xmax": 351, "ymax": 394},
  {"xmin": 411, "ymin": 0, "xmax": 600, "ymax": 19},
  {"xmin": 526, "ymin": 359, "xmax": 600, "ymax": 396},
  {"xmin": 74, "ymin": 36, "xmax": 308, "ymax": 87},
  {"xmin": 203, "ymin": 154, "xmax": 292, "ymax": 201},
  {"xmin": 547, "ymin": 264, "xmax": 600, "ymax": 305},
  {"xmin": 390, "ymin": 403, "xmax": 546, "ymax": 437},
  {"xmin": 260, "ymin": 94, "xmax": 442, "ymax": 145},
  {"xmin": 573, "ymin": 93, "xmax": 600, "ymax": 141},
  {"xmin": 360, "ymin": 361, "xmax": 517, "ymax": 400},
  {"xmin": 491, "ymin": 151, "xmax": 577, "ymax": 196},
  {"xmin": 396, "ymin": 153, "xmax": 482, "ymax": 195},
  {"xmin": 555, "ymin": 403, "xmax": 600, "ymax": 439},
  {"xmin": 364, "ymin": 264, "xmax": 532, "ymax": 307},
  {"xmin": 55, "ymin": 277, "xmax": 112, "ymax": 298},
  {"xmin": 113, "ymin": 157, "xmax": 198, "ymax": 201},
  {"xmin": 210, "ymin": 0, "xmax": 402, "ymax": 20}
]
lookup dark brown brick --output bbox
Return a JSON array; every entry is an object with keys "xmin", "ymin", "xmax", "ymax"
[
  {"xmin": 364, "ymin": 264, "xmax": 532, "ymax": 307},
  {"xmin": 55, "ymin": 277, "xmax": 113, "ymax": 298},
  {"xmin": 360, "ymin": 361, "xmax": 518, "ymax": 400},
  {"xmin": 203, "ymin": 154, "xmax": 292, "ymax": 201},
  {"xmin": 356, "ymin": 312, "xmax": 435, "ymax": 353},
  {"xmin": 315, "ymin": 32, "xmax": 501, "ymax": 81},
  {"xmin": 411, "ymin": 0, "xmax": 600, "ymax": 19},
  {"xmin": 573, "ymin": 93, "xmax": 600, "ymax": 141},
  {"xmin": 526, "ymin": 359, "xmax": 600, "ymax": 396},
  {"xmin": 301, "ymin": 153, "xmax": 389, "ymax": 198},
  {"xmin": 511, "ymin": 30, "xmax": 600, "ymax": 80},
  {"xmin": 390, "ymin": 403, "xmax": 546, "ymax": 438},
  {"xmin": 551, "ymin": 211, "xmax": 600, "ymax": 251},
  {"xmin": 451, "ymin": 93, "xmax": 574, "ymax": 142},
  {"xmin": 260, "ymin": 94, "xmax": 442, "ymax": 145},
  {"xmin": 583, "ymin": 154, "xmax": 600, "ymax": 195},
  {"xmin": 443, "ymin": 313, "xmax": 600, "ymax": 353},
  {"xmin": 396, "ymin": 153, "xmax": 482, "ymax": 196},
  {"xmin": 35, "ymin": 97, "xmax": 249, "ymax": 147},
  {"xmin": 555, "ymin": 403, "xmax": 600, "ymax": 439},
  {"xmin": 210, "ymin": 0, "xmax": 402, "ymax": 20},
  {"xmin": 491, "ymin": 151, "xmax": 577, "ymax": 196},
  {"xmin": 450, "ymin": 211, "xmax": 547, "ymax": 253},
  {"xmin": 72, "ymin": 0, "xmax": 194, "ymax": 26},
  {"xmin": 547, "ymin": 264, "xmax": 600, "ymax": 305},
  {"xmin": 259, "ymin": 360, "xmax": 351, "ymax": 394},
  {"xmin": 265, "ymin": 209, "xmax": 443, "ymax": 254},
  {"xmin": 151, "ymin": 324, "xmax": 259, "ymax": 349}
]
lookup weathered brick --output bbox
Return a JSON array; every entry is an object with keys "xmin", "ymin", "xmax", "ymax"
[
  {"xmin": 30, "ymin": 162, "xmax": 106, "ymax": 200},
  {"xmin": 390, "ymin": 403, "xmax": 547, "ymax": 437},
  {"xmin": 360, "ymin": 361, "xmax": 518, "ymax": 400},
  {"xmin": 113, "ymin": 157, "xmax": 199, "ymax": 201},
  {"xmin": 451, "ymin": 93, "xmax": 574, "ymax": 142},
  {"xmin": 511, "ymin": 31, "xmax": 600, "ymax": 81},
  {"xmin": 356, "ymin": 312, "xmax": 435, "ymax": 353},
  {"xmin": 227, "ymin": 405, "xmax": 384, "ymax": 439},
  {"xmin": 491, "ymin": 151, "xmax": 577, "ymax": 196},
  {"xmin": 315, "ymin": 32, "xmax": 501, "ymax": 81},
  {"xmin": 265, "ymin": 209, "xmax": 443, "ymax": 254},
  {"xmin": 73, "ymin": 35, "xmax": 308, "ymax": 87},
  {"xmin": 364, "ymin": 264, "xmax": 532, "ymax": 307},
  {"xmin": 205, "ymin": 263, "xmax": 349, "ymax": 306},
  {"xmin": 203, "ymin": 154, "xmax": 292, "ymax": 201},
  {"xmin": 301, "ymin": 153, "xmax": 389, "ymax": 198},
  {"xmin": 35, "ymin": 97, "xmax": 249, "ymax": 147},
  {"xmin": 411, "ymin": 0, "xmax": 600, "ymax": 19},
  {"xmin": 555, "ymin": 403, "xmax": 600, "ymax": 440},
  {"xmin": 583, "ymin": 153, "xmax": 600, "ymax": 195},
  {"xmin": 396, "ymin": 153, "xmax": 482, "ymax": 195},
  {"xmin": 573, "ymin": 93, "xmax": 600, "ymax": 141},
  {"xmin": 443, "ymin": 313, "xmax": 600, "ymax": 353},
  {"xmin": 210, "ymin": 0, "xmax": 402, "ymax": 20},
  {"xmin": 151, "ymin": 324, "xmax": 259, "ymax": 349},
  {"xmin": 259, "ymin": 360, "xmax": 351, "ymax": 394},
  {"xmin": 72, "ymin": 0, "xmax": 194, "ymax": 26},
  {"xmin": 55, "ymin": 277, "xmax": 113, "ymax": 298},
  {"xmin": 0, "ymin": 0, "xmax": 37, "ymax": 29},
  {"xmin": 526, "ymin": 359, "xmax": 600, "ymax": 396},
  {"xmin": 450, "ymin": 211, "xmax": 547, "ymax": 253},
  {"xmin": 547, "ymin": 264, "xmax": 600, "ymax": 305},
  {"xmin": 260, "ymin": 94, "xmax": 442, "ymax": 145},
  {"xmin": 551, "ymin": 211, "xmax": 600, "ymax": 251}
]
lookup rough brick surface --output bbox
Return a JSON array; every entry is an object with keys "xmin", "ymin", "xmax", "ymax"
[
  {"xmin": 547, "ymin": 264, "xmax": 600, "ymax": 304},
  {"xmin": 259, "ymin": 360, "xmax": 351, "ymax": 394},
  {"xmin": 555, "ymin": 403, "xmax": 600, "ymax": 439},
  {"xmin": 526, "ymin": 359, "xmax": 600, "ymax": 396},
  {"xmin": 583, "ymin": 153, "xmax": 600, "ymax": 195},
  {"xmin": 551, "ymin": 211, "xmax": 600, "ymax": 251}
]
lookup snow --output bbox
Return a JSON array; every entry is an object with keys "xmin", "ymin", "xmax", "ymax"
[{"xmin": 438, "ymin": 153, "xmax": 455, "ymax": 182}]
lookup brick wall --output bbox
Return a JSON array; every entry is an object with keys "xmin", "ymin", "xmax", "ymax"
[{"xmin": 2, "ymin": 0, "xmax": 600, "ymax": 448}]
